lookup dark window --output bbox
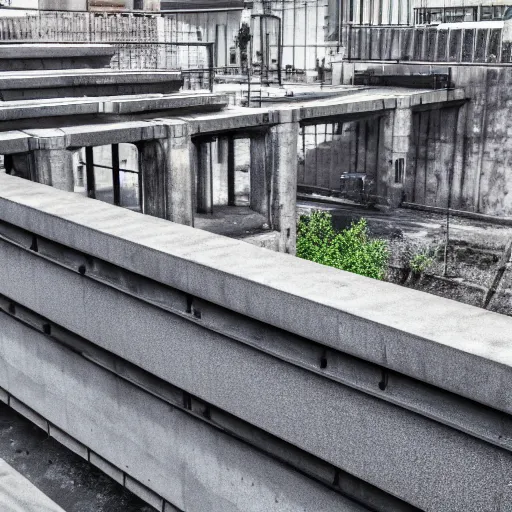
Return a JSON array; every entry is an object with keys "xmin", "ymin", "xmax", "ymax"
[{"xmin": 395, "ymin": 158, "xmax": 405, "ymax": 184}]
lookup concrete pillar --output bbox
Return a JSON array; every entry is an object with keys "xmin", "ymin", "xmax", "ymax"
[
  {"xmin": 31, "ymin": 149, "xmax": 74, "ymax": 191},
  {"xmin": 138, "ymin": 139, "xmax": 167, "ymax": 219},
  {"xmin": 166, "ymin": 122, "xmax": 194, "ymax": 226},
  {"xmin": 138, "ymin": 122, "xmax": 194, "ymax": 225},
  {"xmin": 449, "ymin": 103, "xmax": 468, "ymax": 210},
  {"xmin": 267, "ymin": 112, "xmax": 299, "ymax": 255},
  {"xmin": 379, "ymin": 104, "xmax": 413, "ymax": 208},
  {"xmin": 23, "ymin": 130, "xmax": 75, "ymax": 192},
  {"xmin": 250, "ymin": 133, "xmax": 270, "ymax": 220},
  {"xmin": 391, "ymin": 106, "xmax": 413, "ymax": 207},
  {"xmin": 196, "ymin": 138, "xmax": 213, "ymax": 214}
]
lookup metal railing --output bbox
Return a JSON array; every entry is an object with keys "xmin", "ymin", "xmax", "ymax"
[{"xmin": 346, "ymin": 25, "xmax": 506, "ymax": 64}]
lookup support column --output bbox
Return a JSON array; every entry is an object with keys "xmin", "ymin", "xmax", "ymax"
[
  {"xmin": 138, "ymin": 122, "xmax": 194, "ymax": 226},
  {"xmin": 25, "ymin": 130, "xmax": 75, "ymax": 192},
  {"xmin": 267, "ymin": 112, "xmax": 299, "ymax": 255},
  {"xmin": 31, "ymin": 149, "xmax": 75, "ymax": 192},
  {"xmin": 250, "ymin": 132, "xmax": 270, "ymax": 220},
  {"xmin": 227, "ymin": 136, "xmax": 235, "ymax": 207},
  {"xmin": 380, "ymin": 103, "xmax": 413, "ymax": 208},
  {"xmin": 390, "ymin": 106, "xmax": 413, "ymax": 207},
  {"xmin": 166, "ymin": 122, "xmax": 194, "ymax": 226},
  {"xmin": 196, "ymin": 138, "xmax": 214, "ymax": 215},
  {"xmin": 138, "ymin": 139, "xmax": 167, "ymax": 219}
]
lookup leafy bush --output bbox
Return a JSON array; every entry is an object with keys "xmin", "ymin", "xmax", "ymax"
[
  {"xmin": 297, "ymin": 211, "xmax": 389, "ymax": 280},
  {"xmin": 409, "ymin": 251, "xmax": 434, "ymax": 274}
]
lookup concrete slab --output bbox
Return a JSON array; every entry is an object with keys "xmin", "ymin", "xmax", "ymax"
[
  {"xmin": 0, "ymin": 44, "xmax": 115, "ymax": 60},
  {"xmin": 0, "ymin": 70, "xmax": 184, "ymax": 101},
  {"xmin": 0, "ymin": 44, "xmax": 116, "ymax": 71},
  {"xmin": 0, "ymin": 93, "xmax": 227, "ymax": 123},
  {"xmin": 1, "ymin": 248, "xmax": 511, "ymax": 512}
]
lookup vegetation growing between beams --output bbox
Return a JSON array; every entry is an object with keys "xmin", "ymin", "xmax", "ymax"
[{"xmin": 297, "ymin": 211, "xmax": 389, "ymax": 280}]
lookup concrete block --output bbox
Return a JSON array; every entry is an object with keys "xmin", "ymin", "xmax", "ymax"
[
  {"xmin": 10, "ymin": 397, "xmax": 48, "ymax": 432},
  {"xmin": 24, "ymin": 129, "xmax": 68, "ymax": 150},
  {"xmin": 106, "ymin": 93, "xmax": 228, "ymax": 116},
  {"xmin": 0, "ymin": 131, "xmax": 31, "ymax": 155},
  {"xmin": 0, "ymin": 387, "xmax": 8, "ymax": 404},
  {"xmin": 60, "ymin": 122, "xmax": 148, "ymax": 148},
  {"xmin": 90, "ymin": 452, "xmax": 124, "ymax": 485},
  {"xmin": 0, "ymin": 100, "xmax": 101, "ymax": 122}
]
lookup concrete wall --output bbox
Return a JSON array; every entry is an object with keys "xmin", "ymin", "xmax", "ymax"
[
  {"xmin": 330, "ymin": 61, "xmax": 512, "ymax": 217},
  {"xmin": 298, "ymin": 119, "xmax": 381, "ymax": 199}
]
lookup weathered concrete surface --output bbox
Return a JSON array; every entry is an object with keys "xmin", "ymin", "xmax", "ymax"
[
  {"xmin": 0, "ymin": 314, "xmax": 369, "ymax": 512},
  {"xmin": 268, "ymin": 118, "xmax": 299, "ymax": 254},
  {"xmin": 1, "ymin": 230, "xmax": 512, "ymax": 512},
  {"xmin": 0, "ymin": 173, "xmax": 510, "ymax": 416},
  {"xmin": 345, "ymin": 63, "xmax": 512, "ymax": 218},
  {"xmin": 0, "ymin": 44, "xmax": 116, "ymax": 71},
  {"xmin": 1, "ymin": 176, "xmax": 512, "ymax": 511},
  {"xmin": 0, "ymin": 69, "xmax": 184, "ymax": 101}
]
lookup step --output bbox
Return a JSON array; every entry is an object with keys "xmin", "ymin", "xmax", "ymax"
[
  {"xmin": 0, "ymin": 69, "xmax": 184, "ymax": 100},
  {"xmin": 0, "ymin": 44, "xmax": 116, "ymax": 71}
]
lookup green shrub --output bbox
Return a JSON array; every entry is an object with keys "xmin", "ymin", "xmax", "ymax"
[
  {"xmin": 409, "ymin": 251, "xmax": 434, "ymax": 274},
  {"xmin": 297, "ymin": 211, "xmax": 389, "ymax": 280}
]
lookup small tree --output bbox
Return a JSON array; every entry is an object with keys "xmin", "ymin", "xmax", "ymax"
[
  {"xmin": 297, "ymin": 211, "xmax": 389, "ymax": 280},
  {"xmin": 236, "ymin": 22, "xmax": 251, "ymax": 71}
]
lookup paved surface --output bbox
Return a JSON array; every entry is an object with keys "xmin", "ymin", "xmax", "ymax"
[{"xmin": 0, "ymin": 403, "xmax": 154, "ymax": 512}]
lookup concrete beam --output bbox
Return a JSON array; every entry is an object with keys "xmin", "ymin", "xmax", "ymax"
[
  {"xmin": 1, "ymin": 241, "xmax": 511, "ymax": 512},
  {"xmin": 105, "ymin": 93, "xmax": 229, "ymax": 115},
  {"xmin": 0, "ymin": 174, "xmax": 511, "ymax": 419},
  {"xmin": 59, "ymin": 121, "xmax": 167, "ymax": 148},
  {"xmin": 0, "ymin": 44, "xmax": 116, "ymax": 60},
  {"xmin": 0, "ymin": 131, "xmax": 31, "ymax": 155}
]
